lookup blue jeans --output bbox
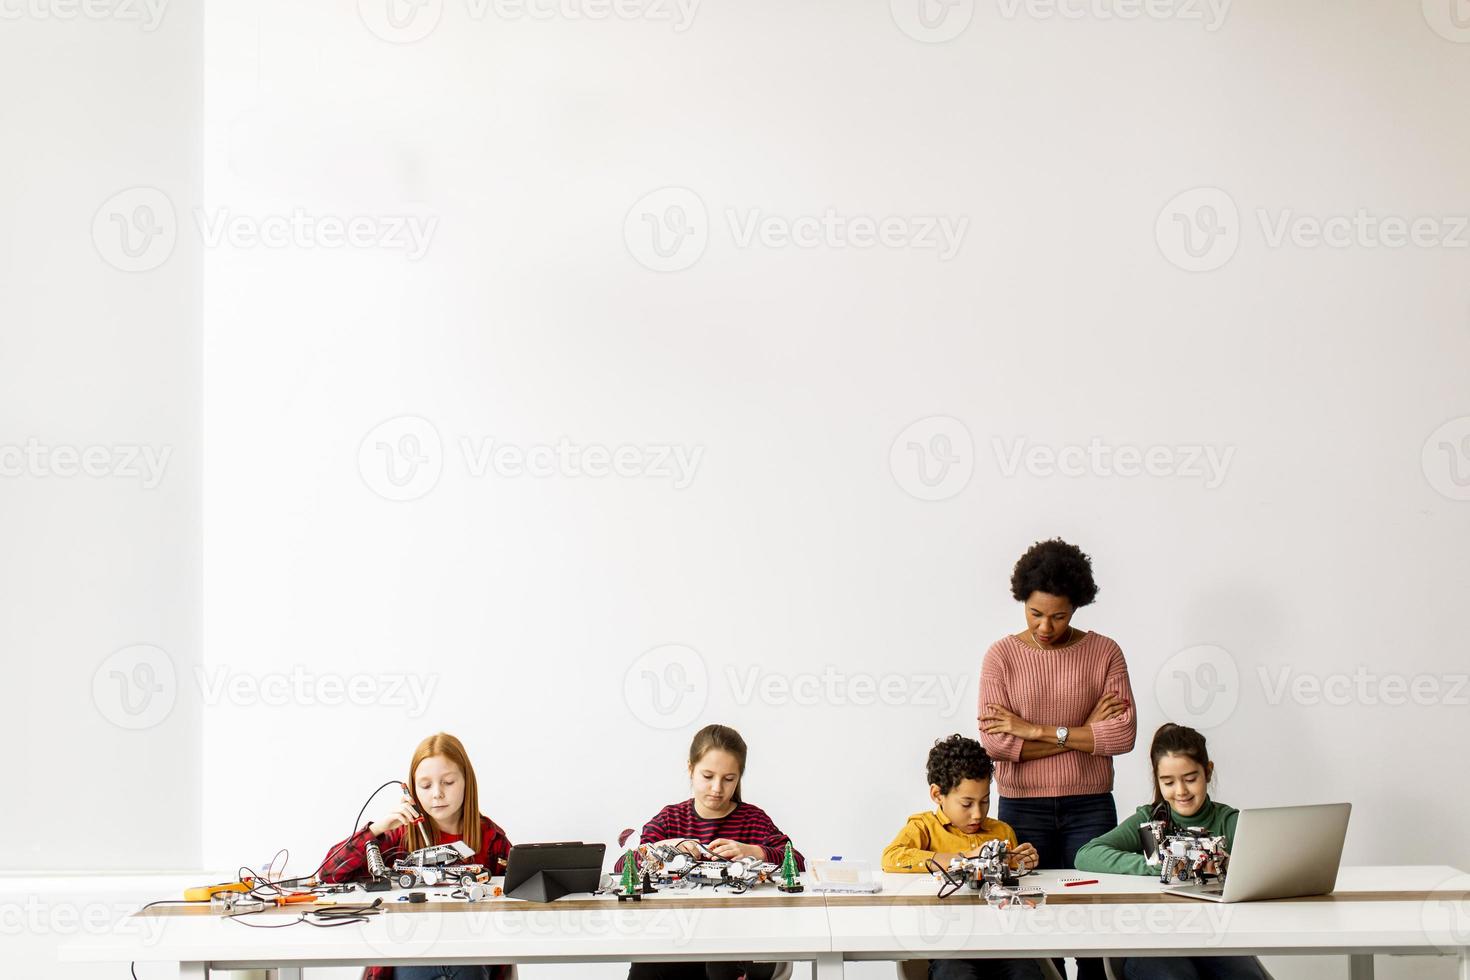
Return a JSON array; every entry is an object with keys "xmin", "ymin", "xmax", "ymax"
[
  {"xmin": 929, "ymin": 956, "xmax": 1048, "ymax": 980},
  {"xmin": 998, "ymin": 793, "xmax": 1119, "ymax": 872},
  {"xmin": 1121, "ymin": 957, "xmax": 1271, "ymax": 980},
  {"xmin": 999, "ymin": 792, "xmax": 1119, "ymax": 980},
  {"xmin": 397, "ymin": 968, "xmax": 494, "ymax": 980}
]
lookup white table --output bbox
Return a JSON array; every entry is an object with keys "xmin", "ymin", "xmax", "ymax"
[
  {"xmin": 59, "ymin": 866, "xmax": 1470, "ymax": 980},
  {"xmin": 828, "ymin": 867, "xmax": 1470, "ymax": 980}
]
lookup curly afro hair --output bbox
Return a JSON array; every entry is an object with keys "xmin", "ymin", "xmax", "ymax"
[
  {"xmin": 926, "ymin": 734, "xmax": 994, "ymax": 794},
  {"xmin": 1010, "ymin": 538, "xmax": 1098, "ymax": 607}
]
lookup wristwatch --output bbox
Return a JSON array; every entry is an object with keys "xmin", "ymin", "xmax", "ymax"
[{"xmin": 1055, "ymin": 726, "xmax": 1070, "ymax": 747}]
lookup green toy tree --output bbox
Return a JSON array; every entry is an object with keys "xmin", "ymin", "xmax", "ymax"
[
  {"xmin": 617, "ymin": 849, "xmax": 641, "ymax": 901},
  {"xmin": 777, "ymin": 842, "xmax": 803, "ymax": 893}
]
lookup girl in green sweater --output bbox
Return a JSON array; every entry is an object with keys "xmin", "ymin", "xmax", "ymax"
[{"xmin": 1075, "ymin": 724, "xmax": 1268, "ymax": 980}]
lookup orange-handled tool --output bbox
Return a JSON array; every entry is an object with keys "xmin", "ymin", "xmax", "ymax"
[{"xmin": 271, "ymin": 893, "xmax": 319, "ymax": 906}]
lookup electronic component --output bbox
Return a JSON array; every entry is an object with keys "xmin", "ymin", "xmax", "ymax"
[{"xmin": 1139, "ymin": 806, "xmax": 1230, "ymax": 885}]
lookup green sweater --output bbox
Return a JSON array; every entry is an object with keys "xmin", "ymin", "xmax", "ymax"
[{"xmin": 1074, "ymin": 797, "xmax": 1240, "ymax": 876}]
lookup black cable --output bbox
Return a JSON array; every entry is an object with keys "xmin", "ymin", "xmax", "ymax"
[
  {"xmin": 304, "ymin": 780, "xmax": 404, "ymax": 884},
  {"xmin": 225, "ymin": 898, "xmax": 383, "ymax": 929}
]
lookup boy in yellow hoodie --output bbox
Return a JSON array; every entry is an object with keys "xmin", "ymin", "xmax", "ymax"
[{"xmin": 882, "ymin": 734, "xmax": 1043, "ymax": 980}]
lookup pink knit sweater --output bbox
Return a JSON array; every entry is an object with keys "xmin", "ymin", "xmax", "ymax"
[{"xmin": 977, "ymin": 631, "xmax": 1137, "ymax": 799}]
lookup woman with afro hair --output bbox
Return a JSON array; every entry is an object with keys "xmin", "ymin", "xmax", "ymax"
[{"xmin": 977, "ymin": 539, "xmax": 1137, "ymax": 980}]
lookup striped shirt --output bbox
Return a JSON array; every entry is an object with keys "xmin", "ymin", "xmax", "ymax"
[
  {"xmin": 977, "ymin": 631, "xmax": 1137, "ymax": 799},
  {"xmin": 641, "ymin": 799, "xmax": 806, "ymax": 869}
]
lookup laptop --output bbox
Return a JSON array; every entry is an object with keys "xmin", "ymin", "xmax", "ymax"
[{"xmin": 1164, "ymin": 802, "xmax": 1351, "ymax": 903}]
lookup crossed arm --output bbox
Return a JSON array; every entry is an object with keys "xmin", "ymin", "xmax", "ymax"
[{"xmin": 979, "ymin": 691, "xmax": 1128, "ymax": 759}]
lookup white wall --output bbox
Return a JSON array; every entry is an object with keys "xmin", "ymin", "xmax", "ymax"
[
  {"xmin": 0, "ymin": 0, "xmax": 202, "ymax": 871},
  {"xmin": 7, "ymin": 0, "xmax": 1470, "ymax": 978}
]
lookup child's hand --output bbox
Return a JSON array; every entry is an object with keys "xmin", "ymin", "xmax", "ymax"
[
  {"xmin": 368, "ymin": 795, "xmax": 421, "ymax": 837},
  {"xmin": 668, "ymin": 839, "xmax": 709, "ymax": 858},
  {"xmin": 708, "ymin": 839, "xmax": 759, "ymax": 861},
  {"xmin": 1007, "ymin": 843, "xmax": 1038, "ymax": 872}
]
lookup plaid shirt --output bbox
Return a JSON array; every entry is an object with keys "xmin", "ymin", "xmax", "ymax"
[{"xmin": 320, "ymin": 815, "xmax": 512, "ymax": 980}]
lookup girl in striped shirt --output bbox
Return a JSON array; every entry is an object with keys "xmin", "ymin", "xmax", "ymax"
[{"xmin": 629, "ymin": 723, "xmax": 806, "ymax": 980}]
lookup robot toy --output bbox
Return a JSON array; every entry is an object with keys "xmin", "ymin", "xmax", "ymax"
[
  {"xmin": 1139, "ymin": 808, "xmax": 1230, "ymax": 885},
  {"xmin": 929, "ymin": 839, "xmax": 1023, "ymax": 899},
  {"xmin": 391, "ymin": 839, "xmax": 490, "ymax": 889}
]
